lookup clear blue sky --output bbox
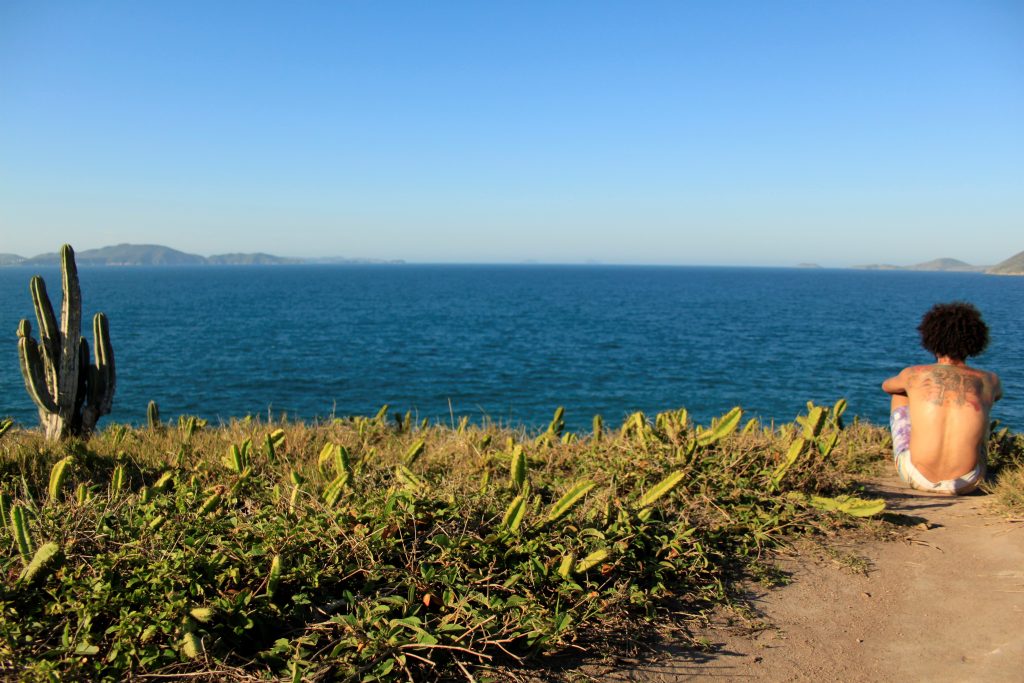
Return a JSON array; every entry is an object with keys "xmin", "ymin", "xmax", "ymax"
[{"xmin": 1, "ymin": 1, "xmax": 1021, "ymax": 265}]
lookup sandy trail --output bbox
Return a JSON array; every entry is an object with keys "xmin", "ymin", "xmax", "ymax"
[{"xmin": 588, "ymin": 476, "xmax": 1024, "ymax": 682}]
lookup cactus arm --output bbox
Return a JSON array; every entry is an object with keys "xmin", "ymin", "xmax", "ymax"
[
  {"xmin": 82, "ymin": 314, "xmax": 115, "ymax": 432},
  {"xmin": 56, "ymin": 245, "xmax": 82, "ymax": 420},
  {"xmin": 29, "ymin": 276, "xmax": 61, "ymax": 396},
  {"xmin": 72, "ymin": 337, "xmax": 89, "ymax": 432},
  {"xmin": 93, "ymin": 312, "xmax": 115, "ymax": 414},
  {"xmin": 17, "ymin": 332, "xmax": 59, "ymax": 415}
]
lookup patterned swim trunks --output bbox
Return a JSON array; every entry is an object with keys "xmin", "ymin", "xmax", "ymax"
[{"xmin": 890, "ymin": 405, "xmax": 984, "ymax": 495}]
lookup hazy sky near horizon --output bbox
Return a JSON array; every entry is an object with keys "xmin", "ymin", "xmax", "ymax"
[{"xmin": 1, "ymin": 2, "xmax": 1021, "ymax": 266}]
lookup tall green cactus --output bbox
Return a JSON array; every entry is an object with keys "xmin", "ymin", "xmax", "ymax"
[{"xmin": 16, "ymin": 245, "xmax": 116, "ymax": 440}]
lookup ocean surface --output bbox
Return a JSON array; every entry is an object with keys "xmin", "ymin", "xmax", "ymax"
[{"xmin": 1, "ymin": 265, "xmax": 1021, "ymax": 433}]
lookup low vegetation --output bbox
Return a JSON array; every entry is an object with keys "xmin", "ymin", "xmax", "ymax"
[
  {"xmin": 0, "ymin": 402, "xmax": 1017, "ymax": 681},
  {"xmin": 986, "ymin": 422, "xmax": 1024, "ymax": 518}
]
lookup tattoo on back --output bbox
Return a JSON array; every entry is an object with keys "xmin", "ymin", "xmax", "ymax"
[{"xmin": 918, "ymin": 366, "xmax": 984, "ymax": 410}]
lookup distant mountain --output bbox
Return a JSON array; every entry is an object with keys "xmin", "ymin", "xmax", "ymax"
[
  {"xmin": 987, "ymin": 250, "xmax": 1024, "ymax": 276},
  {"xmin": 907, "ymin": 258, "xmax": 987, "ymax": 272},
  {"xmin": 852, "ymin": 257, "xmax": 987, "ymax": 272},
  {"xmin": 2, "ymin": 243, "xmax": 404, "ymax": 267},
  {"xmin": 25, "ymin": 244, "xmax": 205, "ymax": 266}
]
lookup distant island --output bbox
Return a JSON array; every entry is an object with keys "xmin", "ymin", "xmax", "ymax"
[
  {"xmin": 987, "ymin": 249, "xmax": 1024, "ymax": 276},
  {"xmin": 0, "ymin": 244, "xmax": 404, "ymax": 267},
  {"xmin": 851, "ymin": 257, "xmax": 987, "ymax": 272},
  {"xmin": 850, "ymin": 251, "xmax": 1024, "ymax": 276}
]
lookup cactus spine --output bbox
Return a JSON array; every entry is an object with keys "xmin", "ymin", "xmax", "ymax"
[{"xmin": 17, "ymin": 245, "xmax": 115, "ymax": 440}]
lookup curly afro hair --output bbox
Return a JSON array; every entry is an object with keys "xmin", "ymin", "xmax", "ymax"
[{"xmin": 917, "ymin": 302, "xmax": 989, "ymax": 361}]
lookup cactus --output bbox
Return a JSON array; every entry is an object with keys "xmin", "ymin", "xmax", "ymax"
[
  {"xmin": 199, "ymin": 492, "xmax": 222, "ymax": 515},
  {"xmin": 502, "ymin": 492, "xmax": 527, "ymax": 533},
  {"xmin": 11, "ymin": 505, "xmax": 32, "ymax": 563},
  {"xmin": 557, "ymin": 552, "xmax": 576, "ymax": 579},
  {"xmin": 18, "ymin": 541, "xmax": 63, "ymax": 585},
  {"xmin": 797, "ymin": 405, "xmax": 827, "ymax": 439},
  {"xmin": 792, "ymin": 492, "xmax": 886, "ymax": 518},
  {"xmin": 179, "ymin": 415, "xmax": 205, "ymax": 440},
  {"xmin": 16, "ymin": 245, "xmax": 115, "ymax": 440},
  {"xmin": 770, "ymin": 438, "xmax": 805, "ymax": 489},
  {"xmin": 267, "ymin": 554, "xmax": 284, "ymax": 598},
  {"xmin": 288, "ymin": 471, "xmax": 305, "ymax": 513},
  {"xmin": 574, "ymin": 547, "xmax": 610, "ymax": 574},
  {"xmin": 636, "ymin": 469, "xmax": 688, "ymax": 509},
  {"xmin": 265, "ymin": 428, "xmax": 285, "ymax": 464},
  {"xmin": 696, "ymin": 407, "xmax": 743, "ymax": 447},
  {"xmin": 403, "ymin": 439, "xmax": 426, "ymax": 467},
  {"xmin": 395, "ymin": 464, "xmax": 424, "ymax": 490},
  {"xmin": 547, "ymin": 407, "xmax": 565, "ymax": 437},
  {"xmin": 111, "ymin": 464, "xmax": 127, "ymax": 497},
  {"xmin": 48, "ymin": 456, "xmax": 73, "ymax": 502},
  {"xmin": 152, "ymin": 471, "xmax": 174, "ymax": 493},
  {"xmin": 545, "ymin": 480, "xmax": 596, "ymax": 523},
  {"xmin": 190, "ymin": 606, "xmax": 216, "ymax": 623},
  {"xmin": 0, "ymin": 491, "xmax": 10, "ymax": 531},
  {"xmin": 510, "ymin": 445, "xmax": 527, "ymax": 490},
  {"xmin": 322, "ymin": 472, "xmax": 349, "ymax": 507},
  {"xmin": 831, "ymin": 398, "xmax": 848, "ymax": 429},
  {"xmin": 147, "ymin": 400, "xmax": 160, "ymax": 430},
  {"xmin": 180, "ymin": 632, "xmax": 202, "ymax": 659},
  {"xmin": 75, "ymin": 482, "xmax": 92, "ymax": 504}
]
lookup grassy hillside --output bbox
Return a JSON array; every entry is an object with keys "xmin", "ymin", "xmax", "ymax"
[{"xmin": 0, "ymin": 402, "xmax": 902, "ymax": 681}]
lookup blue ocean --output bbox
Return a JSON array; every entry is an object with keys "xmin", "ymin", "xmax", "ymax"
[{"xmin": 1, "ymin": 265, "xmax": 1021, "ymax": 433}]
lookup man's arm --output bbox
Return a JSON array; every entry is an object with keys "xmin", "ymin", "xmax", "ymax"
[
  {"xmin": 993, "ymin": 374, "xmax": 1003, "ymax": 402},
  {"xmin": 882, "ymin": 368, "xmax": 909, "ymax": 396}
]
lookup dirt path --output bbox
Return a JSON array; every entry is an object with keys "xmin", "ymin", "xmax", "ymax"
[{"xmin": 589, "ymin": 476, "xmax": 1024, "ymax": 682}]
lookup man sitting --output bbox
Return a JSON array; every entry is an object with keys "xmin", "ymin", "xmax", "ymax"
[{"xmin": 882, "ymin": 302, "xmax": 1003, "ymax": 495}]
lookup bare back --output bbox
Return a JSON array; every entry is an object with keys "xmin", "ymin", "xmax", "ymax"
[{"xmin": 896, "ymin": 364, "xmax": 1001, "ymax": 481}]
